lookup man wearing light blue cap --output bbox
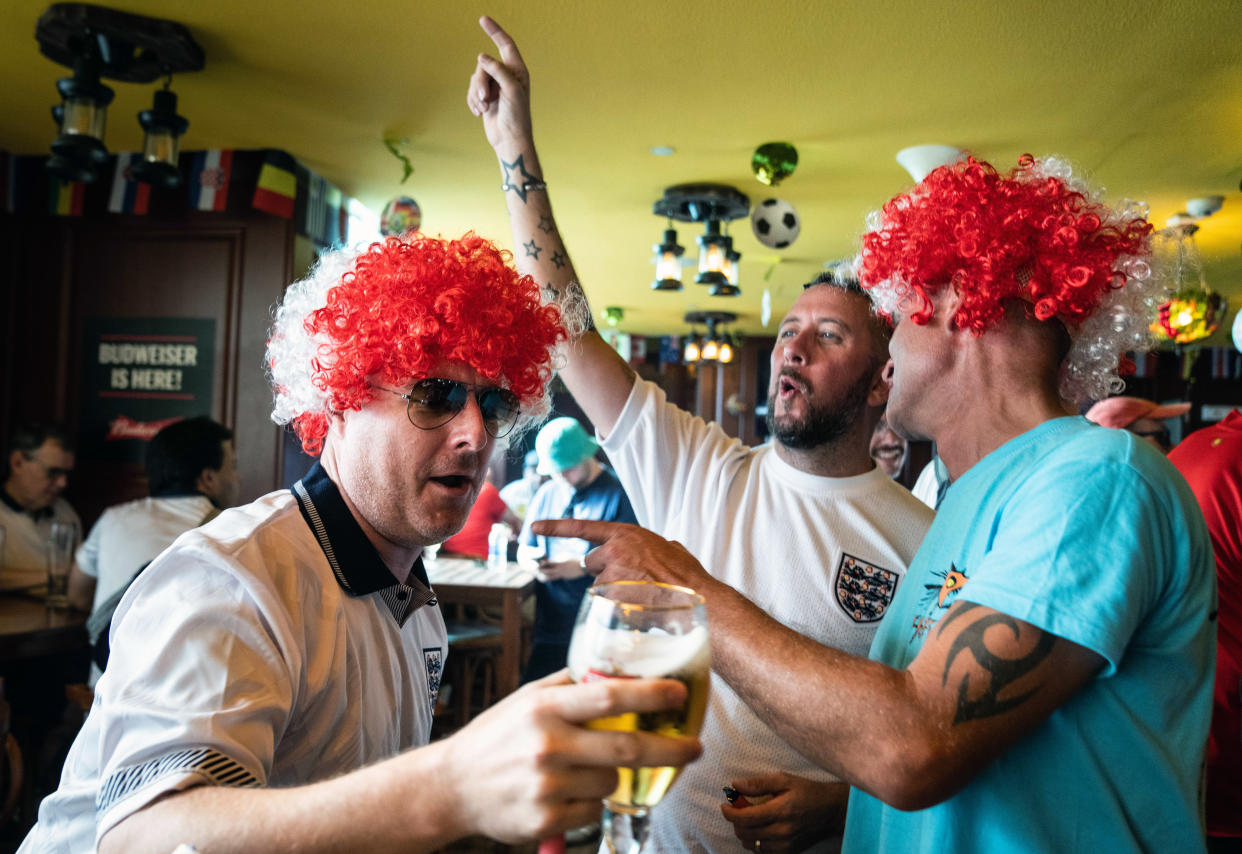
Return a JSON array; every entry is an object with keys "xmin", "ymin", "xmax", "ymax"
[{"xmin": 517, "ymin": 416, "xmax": 636, "ymax": 681}]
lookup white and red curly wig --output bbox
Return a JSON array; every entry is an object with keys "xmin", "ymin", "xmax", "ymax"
[
  {"xmin": 854, "ymin": 155, "xmax": 1169, "ymax": 403},
  {"xmin": 267, "ymin": 233, "xmax": 566, "ymax": 455}
]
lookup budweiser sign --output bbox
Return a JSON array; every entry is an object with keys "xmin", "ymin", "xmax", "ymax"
[{"xmin": 105, "ymin": 415, "xmax": 184, "ymax": 441}]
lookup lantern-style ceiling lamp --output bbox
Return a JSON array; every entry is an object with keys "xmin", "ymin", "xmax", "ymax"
[
  {"xmin": 653, "ymin": 183, "xmax": 749, "ymax": 296},
  {"xmin": 132, "ymin": 79, "xmax": 189, "ymax": 188},
  {"xmin": 684, "ymin": 311, "xmax": 737, "ymax": 364},
  {"xmin": 683, "ymin": 333, "xmax": 701, "ymax": 363},
  {"xmin": 697, "ymin": 220, "xmax": 728, "ymax": 286},
  {"xmin": 713, "ymin": 237, "xmax": 742, "ymax": 297},
  {"xmin": 651, "ymin": 225, "xmax": 685, "ymax": 291},
  {"xmin": 1151, "ymin": 200, "xmax": 1229, "ymax": 345},
  {"xmin": 602, "ymin": 306, "xmax": 624, "ymax": 327},
  {"xmin": 36, "ymin": 3, "xmax": 205, "ymax": 184},
  {"xmin": 47, "ymin": 50, "xmax": 113, "ymax": 182}
]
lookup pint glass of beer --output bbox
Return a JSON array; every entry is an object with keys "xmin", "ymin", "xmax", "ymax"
[
  {"xmin": 46, "ymin": 519, "xmax": 77, "ymax": 609},
  {"xmin": 567, "ymin": 580, "xmax": 709, "ymax": 854}
]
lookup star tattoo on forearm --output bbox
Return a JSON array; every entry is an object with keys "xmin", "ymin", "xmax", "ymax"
[
  {"xmin": 550, "ymin": 250, "xmax": 566, "ymax": 269},
  {"xmin": 937, "ymin": 602, "xmax": 1056, "ymax": 724},
  {"xmin": 501, "ymin": 155, "xmax": 541, "ymax": 203},
  {"xmin": 523, "ymin": 239, "xmax": 542, "ymax": 259},
  {"xmin": 537, "ymin": 214, "xmax": 554, "ymax": 234}
]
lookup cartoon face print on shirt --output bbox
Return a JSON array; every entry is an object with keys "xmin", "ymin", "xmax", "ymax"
[{"xmin": 911, "ymin": 562, "xmax": 969, "ymax": 642}]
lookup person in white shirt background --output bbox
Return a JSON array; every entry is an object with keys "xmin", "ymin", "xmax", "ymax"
[{"xmin": 71, "ymin": 415, "xmax": 239, "ymax": 682}]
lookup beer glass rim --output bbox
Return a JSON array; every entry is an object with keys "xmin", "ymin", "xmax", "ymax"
[{"xmin": 587, "ymin": 579, "xmax": 705, "ymax": 610}]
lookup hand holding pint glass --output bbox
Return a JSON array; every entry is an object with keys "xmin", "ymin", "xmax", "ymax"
[
  {"xmin": 567, "ymin": 580, "xmax": 710, "ymax": 854},
  {"xmin": 46, "ymin": 519, "xmax": 77, "ymax": 608}
]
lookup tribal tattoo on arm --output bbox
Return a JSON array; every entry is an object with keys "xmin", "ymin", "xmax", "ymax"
[{"xmin": 935, "ymin": 602, "xmax": 1057, "ymax": 725}]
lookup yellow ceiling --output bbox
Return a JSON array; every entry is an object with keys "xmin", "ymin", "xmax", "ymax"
[{"xmin": 2, "ymin": 0, "xmax": 1241, "ymax": 340}]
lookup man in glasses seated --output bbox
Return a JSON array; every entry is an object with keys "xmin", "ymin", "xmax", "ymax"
[
  {"xmin": 19, "ymin": 235, "xmax": 701, "ymax": 854},
  {"xmin": 470, "ymin": 17, "xmax": 932, "ymax": 853},
  {"xmin": 0, "ymin": 421, "xmax": 81, "ymax": 590}
]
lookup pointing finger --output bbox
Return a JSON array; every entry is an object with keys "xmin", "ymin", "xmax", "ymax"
[
  {"xmin": 479, "ymin": 15, "xmax": 528, "ymax": 73},
  {"xmin": 531, "ymin": 518, "xmax": 634, "ymax": 544}
]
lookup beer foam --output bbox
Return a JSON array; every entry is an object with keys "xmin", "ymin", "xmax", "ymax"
[{"xmin": 569, "ymin": 625, "xmax": 710, "ymax": 680}]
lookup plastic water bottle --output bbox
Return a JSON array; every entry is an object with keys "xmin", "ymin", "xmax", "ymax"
[{"xmin": 488, "ymin": 523, "xmax": 510, "ymax": 571}]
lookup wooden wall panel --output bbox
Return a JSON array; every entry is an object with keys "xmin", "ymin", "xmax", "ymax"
[{"xmin": 1, "ymin": 212, "xmax": 293, "ymax": 529}]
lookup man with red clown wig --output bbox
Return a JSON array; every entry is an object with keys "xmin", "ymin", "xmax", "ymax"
[
  {"xmin": 19, "ymin": 234, "xmax": 701, "ymax": 854},
  {"xmin": 542, "ymin": 157, "xmax": 1216, "ymax": 853}
]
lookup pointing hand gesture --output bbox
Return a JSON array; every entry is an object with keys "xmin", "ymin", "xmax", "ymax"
[{"xmin": 467, "ymin": 16, "xmax": 534, "ymax": 152}]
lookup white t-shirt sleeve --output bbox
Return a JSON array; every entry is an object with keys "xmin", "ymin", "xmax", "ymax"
[
  {"xmin": 599, "ymin": 376, "xmax": 747, "ymax": 529},
  {"xmin": 76, "ymin": 512, "xmax": 104, "ymax": 579},
  {"xmin": 91, "ymin": 547, "xmax": 295, "ymax": 841}
]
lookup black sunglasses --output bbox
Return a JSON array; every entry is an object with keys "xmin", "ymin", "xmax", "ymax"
[{"xmin": 375, "ymin": 378, "xmax": 521, "ymax": 438}]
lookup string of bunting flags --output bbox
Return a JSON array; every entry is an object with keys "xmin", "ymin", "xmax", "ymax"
[{"xmin": 0, "ymin": 148, "xmax": 352, "ymax": 249}]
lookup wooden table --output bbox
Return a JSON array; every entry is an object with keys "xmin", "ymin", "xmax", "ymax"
[
  {"xmin": 426, "ymin": 557, "xmax": 536, "ymax": 699},
  {"xmin": 0, "ymin": 595, "xmax": 89, "ymax": 664}
]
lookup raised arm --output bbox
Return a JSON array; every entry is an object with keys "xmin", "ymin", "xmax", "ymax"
[
  {"xmin": 533, "ymin": 518, "xmax": 1104, "ymax": 811},
  {"xmin": 467, "ymin": 16, "xmax": 634, "ymax": 435},
  {"xmin": 100, "ymin": 675, "xmax": 699, "ymax": 854}
]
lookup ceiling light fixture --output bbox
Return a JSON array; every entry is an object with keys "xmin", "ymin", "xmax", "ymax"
[
  {"xmin": 651, "ymin": 224, "xmax": 685, "ymax": 291},
  {"xmin": 697, "ymin": 220, "xmax": 727, "ymax": 286},
  {"xmin": 683, "ymin": 333, "xmax": 701, "ymax": 363},
  {"xmin": 713, "ymin": 236, "xmax": 742, "ymax": 297},
  {"xmin": 684, "ymin": 310, "xmax": 737, "ymax": 364},
  {"xmin": 895, "ymin": 144, "xmax": 966, "ymax": 183},
  {"xmin": 653, "ymin": 183, "xmax": 749, "ymax": 297},
  {"xmin": 36, "ymin": 3, "xmax": 205, "ymax": 184},
  {"xmin": 47, "ymin": 50, "xmax": 113, "ymax": 182},
  {"xmin": 132, "ymin": 77, "xmax": 189, "ymax": 188},
  {"xmin": 1152, "ymin": 201, "xmax": 1229, "ymax": 345}
]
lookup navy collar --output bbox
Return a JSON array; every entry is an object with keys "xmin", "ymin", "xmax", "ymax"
[
  {"xmin": 1, "ymin": 485, "xmax": 53, "ymax": 521},
  {"xmin": 291, "ymin": 461, "xmax": 435, "ymax": 625}
]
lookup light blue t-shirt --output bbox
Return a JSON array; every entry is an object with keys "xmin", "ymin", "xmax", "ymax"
[{"xmin": 843, "ymin": 417, "xmax": 1215, "ymax": 853}]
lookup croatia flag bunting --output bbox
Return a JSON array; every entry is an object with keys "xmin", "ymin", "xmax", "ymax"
[
  {"xmin": 48, "ymin": 178, "xmax": 85, "ymax": 216},
  {"xmin": 252, "ymin": 150, "xmax": 297, "ymax": 219},
  {"xmin": 188, "ymin": 149, "xmax": 233, "ymax": 211},
  {"xmin": 108, "ymin": 154, "xmax": 151, "ymax": 214}
]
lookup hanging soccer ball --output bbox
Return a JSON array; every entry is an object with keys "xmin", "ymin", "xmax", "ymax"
[
  {"xmin": 381, "ymin": 195, "xmax": 421, "ymax": 236},
  {"xmin": 751, "ymin": 198, "xmax": 800, "ymax": 249}
]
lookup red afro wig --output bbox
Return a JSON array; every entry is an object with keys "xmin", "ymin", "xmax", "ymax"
[
  {"xmin": 857, "ymin": 154, "xmax": 1152, "ymax": 334},
  {"xmin": 268, "ymin": 233, "xmax": 566, "ymax": 454}
]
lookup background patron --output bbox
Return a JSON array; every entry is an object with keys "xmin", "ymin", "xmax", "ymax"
[{"xmin": 0, "ymin": 421, "xmax": 80, "ymax": 589}]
